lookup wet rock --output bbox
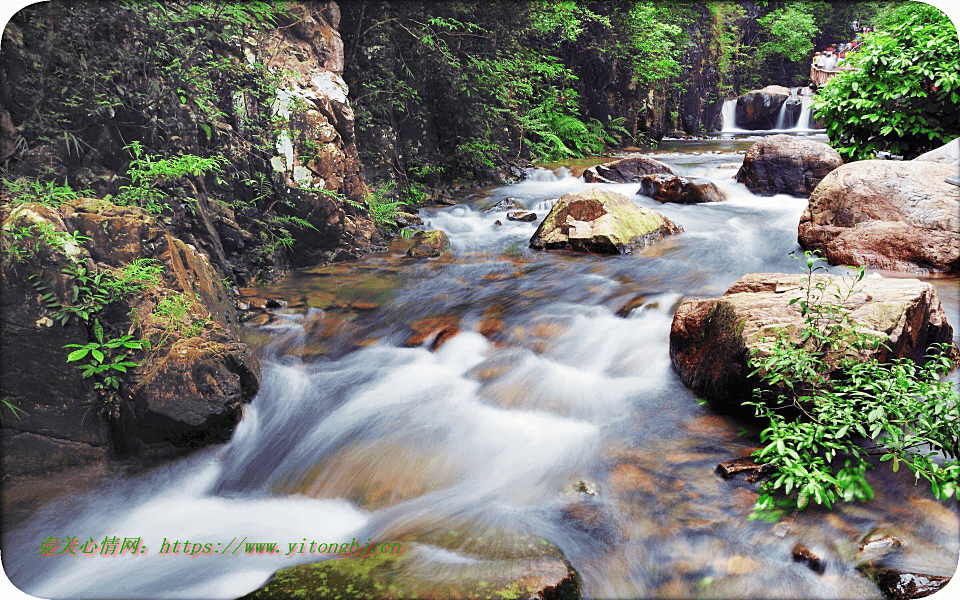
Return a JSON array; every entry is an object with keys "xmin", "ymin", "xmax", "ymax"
[
  {"xmin": 734, "ymin": 86, "xmax": 790, "ymax": 130},
  {"xmin": 406, "ymin": 230, "xmax": 451, "ymax": 258},
  {"xmin": 792, "ymin": 543, "xmax": 826, "ymax": 575},
  {"xmin": 406, "ymin": 316, "xmax": 460, "ymax": 350},
  {"xmin": 856, "ymin": 531, "xmax": 904, "ymax": 565},
  {"xmin": 735, "ymin": 135, "xmax": 842, "ymax": 197},
  {"xmin": 858, "ymin": 566, "xmax": 951, "ymax": 600},
  {"xmin": 798, "ymin": 160, "xmax": 959, "ymax": 274},
  {"xmin": 716, "ymin": 457, "xmax": 773, "ymax": 483},
  {"xmin": 529, "ymin": 188, "xmax": 682, "ymax": 255},
  {"xmin": 393, "ymin": 211, "xmax": 423, "ymax": 227},
  {"xmin": 481, "ymin": 197, "xmax": 526, "ymax": 212},
  {"xmin": 669, "ymin": 273, "xmax": 956, "ymax": 414},
  {"xmin": 639, "ymin": 174, "xmax": 725, "ymax": 204},
  {"xmin": 582, "ymin": 156, "xmax": 674, "ymax": 183},
  {"xmin": 507, "ymin": 211, "xmax": 537, "ymax": 222}
]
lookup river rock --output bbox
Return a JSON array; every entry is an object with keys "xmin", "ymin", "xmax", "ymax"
[
  {"xmin": 240, "ymin": 536, "xmax": 579, "ymax": 600},
  {"xmin": 669, "ymin": 273, "xmax": 955, "ymax": 413},
  {"xmin": 639, "ymin": 174, "xmax": 724, "ymax": 204},
  {"xmin": 798, "ymin": 160, "xmax": 960, "ymax": 273},
  {"xmin": 406, "ymin": 230, "xmax": 451, "ymax": 257},
  {"xmin": 507, "ymin": 211, "xmax": 537, "ymax": 222},
  {"xmin": 735, "ymin": 135, "xmax": 842, "ymax": 197},
  {"xmin": 530, "ymin": 188, "xmax": 682, "ymax": 254},
  {"xmin": 735, "ymin": 86, "xmax": 790, "ymax": 130},
  {"xmin": 582, "ymin": 156, "xmax": 674, "ymax": 183},
  {"xmin": 858, "ymin": 567, "xmax": 951, "ymax": 600}
]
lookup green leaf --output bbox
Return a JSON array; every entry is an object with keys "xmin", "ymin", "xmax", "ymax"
[{"xmin": 66, "ymin": 348, "xmax": 90, "ymax": 362}]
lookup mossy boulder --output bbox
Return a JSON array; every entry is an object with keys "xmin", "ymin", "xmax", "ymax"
[
  {"xmin": 669, "ymin": 273, "xmax": 956, "ymax": 414},
  {"xmin": 529, "ymin": 188, "xmax": 681, "ymax": 254},
  {"xmin": 241, "ymin": 532, "xmax": 579, "ymax": 600}
]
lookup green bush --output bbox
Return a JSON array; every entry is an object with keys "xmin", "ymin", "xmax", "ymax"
[
  {"xmin": 814, "ymin": 3, "xmax": 960, "ymax": 161},
  {"xmin": 746, "ymin": 252, "xmax": 959, "ymax": 521}
]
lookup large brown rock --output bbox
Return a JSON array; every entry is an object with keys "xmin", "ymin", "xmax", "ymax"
[
  {"xmin": 914, "ymin": 138, "xmax": 959, "ymax": 166},
  {"xmin": 0, "ymin": 201, "xmax": 261, "ymax": 475},
  {"xmin": 582, "ymin": 156, "xmax": 674, "ymax": 184},
  {"xmin": 798, "ymin": 160, "xmax": 960, "ymax": 274},
  {"xmin": 530, "ymin": 188, "xmax": 682, "ymax": 254},
  {"xmin": 669, "ymin": 273, "xmax": 955, "ymax": 413},
  {"xmin": 734, "ymin": 86, "xmax": 790, "ymax": 129},
  {"xmin": 639, "ymin": 174, "xmax": 724, "ymax": 204},
  {"xmin": 735, "ymin": 135, "xmax": 843, "ymax": 197}
]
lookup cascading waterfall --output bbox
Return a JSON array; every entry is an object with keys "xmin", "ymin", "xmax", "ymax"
[
  {"xmin": 792, "ymin": 94, "xmax": 813, "ymax": 130},
  {"xmin": 719, "ymin": 98, "xmax": 740, "ymax": 132}
]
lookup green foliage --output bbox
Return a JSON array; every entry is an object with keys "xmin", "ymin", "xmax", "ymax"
[
  {"xmin": 261, "ymin": 214, "xmax": 318, "ymax": 257},
  {"xmin": 3, "ymin": 177, "xmax": 91, "ymax": 207},
  {"xmin": 814, "ymin": 3, "xmax": 960, "ymax": 161},
  {"xmin": 64, "ymin": 319, "xmax": 148, "ymax": 395},
  {"xmin": 116, "ymin": 142, "xmax": 226, "ymax": 214},
  {"xmin": 151, "ymin": 291, "xmax": 211, "ymax": 349},
  {"xmin": 364, "ymin": 181, "xmax": 410, "ymax": 226},
  {"xmin": 746, "ymin": 251, "xmax": 959, "ymax": 520},
  {"xmin": 756, "ymin": 5, "xmax": 819, "ymax": 65}
]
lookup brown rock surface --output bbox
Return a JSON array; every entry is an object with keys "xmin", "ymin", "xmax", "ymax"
[
  {"xmin": 798, "ymin": 160, "xmax": 960, "ymax": 273},
  {"xmin": 669, "ymin": 273, "xmax": 955, "ymax": 413},
  {"xmin": 582, "ymin": 156, "xmax": 674, "ymax": 183},
  {"xmin": 0, "ymin": 201, "xmax": 260, "ymax": 475},
  {"xmin": 406, "ymin": 230, "xmax": 451, "ymax": 258},
  {"xmin": 735, "ymin": 135, "xmax": 842, "ymax": 197},
  {"xmin": 639, "ymin": 174, "xmax": 725, "ymax": 204}
]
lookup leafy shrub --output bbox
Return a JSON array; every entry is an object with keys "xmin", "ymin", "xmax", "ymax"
[
  {"xmin": 814, "ymin": 3, "xmax": 960, "ymax": 161},
  {"xmin": 747, "ymin": 251, "xmax": 959, "ymax": 520}
]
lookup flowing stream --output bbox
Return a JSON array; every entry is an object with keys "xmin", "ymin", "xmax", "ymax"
[{"xmin": 4, "ymin": 138, "xmax": 958, "ymax": 599}]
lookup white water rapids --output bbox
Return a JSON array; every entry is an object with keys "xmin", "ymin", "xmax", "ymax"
[{"xmin": 4, "ymin": 140, "xmax": 958, "ymax": 599}]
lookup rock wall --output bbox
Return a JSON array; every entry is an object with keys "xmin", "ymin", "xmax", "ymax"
[{"xmin": 0, "ymin": 1, "xmax": 379, "ymax": 476}]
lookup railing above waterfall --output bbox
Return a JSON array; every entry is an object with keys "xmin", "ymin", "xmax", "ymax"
[{"xmin": 810, "ymin": 64, "xmax": 857, "ymax": 86}]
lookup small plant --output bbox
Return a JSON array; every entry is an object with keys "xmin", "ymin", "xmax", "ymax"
[
  {"xmin": 365, "ymin": 180, "xmax": 410, "ymax": 226},
  {"xmin": 116, "ymin": 142, "xmax": 226, "ymax": 214},
  {"xmin": 746, "ymin": 251, "xmax": 959, "ymax": 520},
  {"xmin": 65, "ymin": 320, "xmax": 148, "ymax": 395},
  {"xmin": 152, "ymin": 291, "xmax": 211, "ymax": 346},
  {"xmin": 2, "ymin": 176, "xmax": 92, "ymax": 207}
]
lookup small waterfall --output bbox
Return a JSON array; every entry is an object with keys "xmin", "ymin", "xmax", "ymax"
[
  {"xmin": 720, "ymin": 99, "xmax": 740, "ymax": 132},
  {"xmin": 792, "ymin": 94, "xmax": 813, "ymax": 130},
  {"xmin": 773, "ymin": 100, "xmax": 791, "ymax": 130}
]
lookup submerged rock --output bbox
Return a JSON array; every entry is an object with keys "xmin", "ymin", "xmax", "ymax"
[
  {"xmin": 639, "ymin": 174, "xmax": 724, "ymax": 204},
  {"xmin": 406, "ymin": 230, "xmax": 451, "ymax": 258},
  {"xmin": 582, "ymin": 156, "xmax": 674, "ymax": 183},
  {"xmin": 791, "ymin": 543, "xmax": 826, "ymax": 575},
  {"xmin": 735, "ymin": 135, "xmax": 842, "ymax": 197},
  {"xmin": 798, "ymin": 160, "xmax": 960, "ymax": 274},
  {"xmin": 669, "ymin": 273, "xmax": 955, "ymax": 413},
  {"xmin": 529, "ymin": 188, "xmax": 682, "ymax": 255}
]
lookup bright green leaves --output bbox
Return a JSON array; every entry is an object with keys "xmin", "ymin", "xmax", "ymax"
[
  {"xmin": 746, "ymin": 251, "xmax": 959, "ymax": 520},
  {"xmin": 115, "ymin": 142, "xmax": 227, "ymax": 215},
  {"xmin": 814, "ymin": 3, "xmax": 960, "ymax": 161}
]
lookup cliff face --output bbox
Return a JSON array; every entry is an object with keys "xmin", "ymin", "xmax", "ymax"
[{"xmin": 0, "ymin": 1, "xmax": 380, "ymax": 476}]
